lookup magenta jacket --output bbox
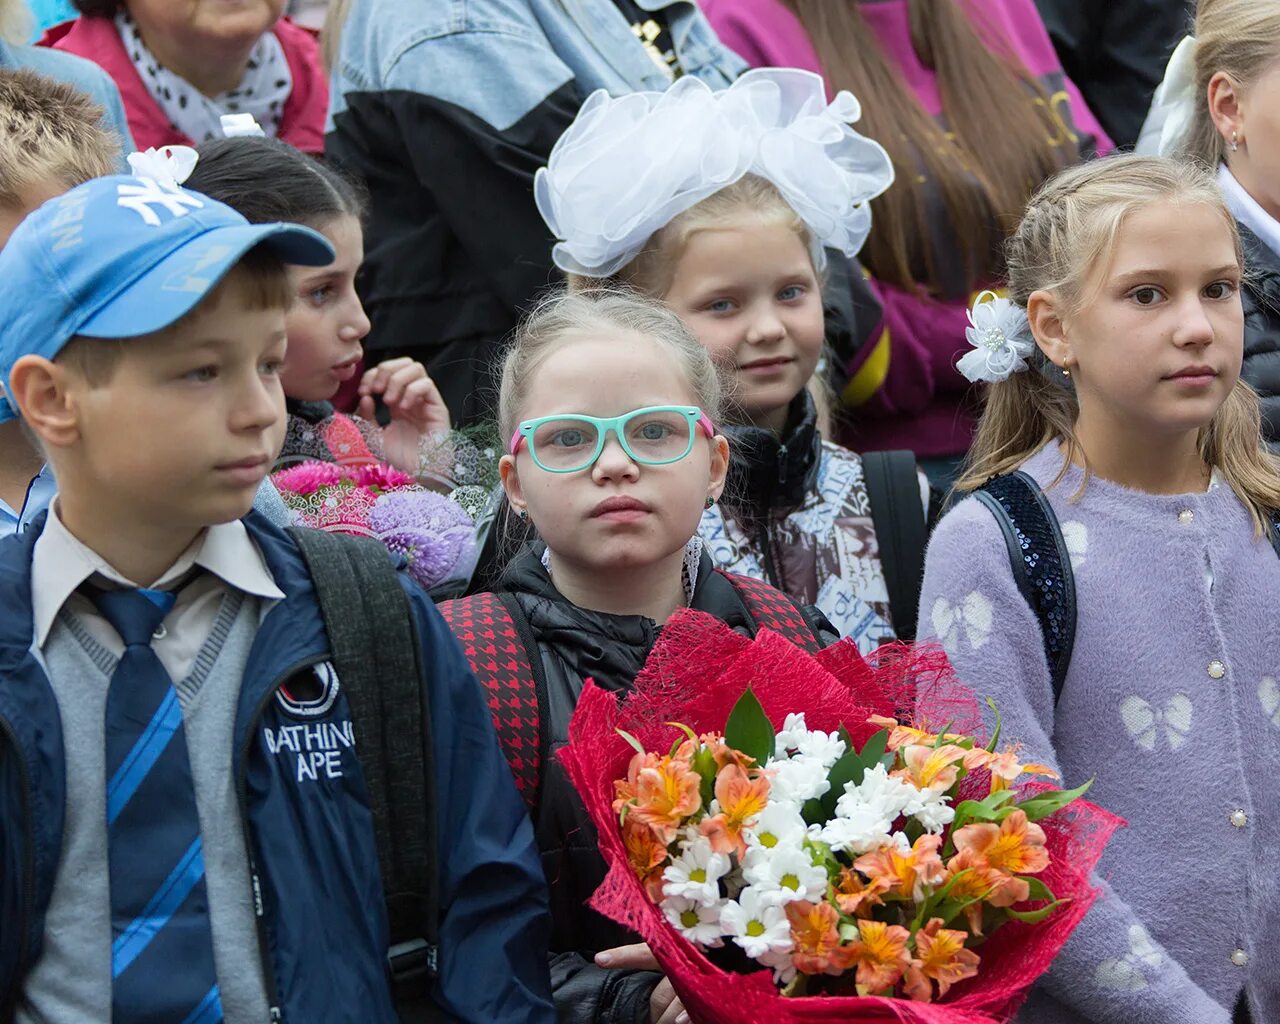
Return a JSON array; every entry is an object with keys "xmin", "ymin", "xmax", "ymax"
[
  {"xmin": 701, "ymin": 0, "xmax": 1112, "ymax": 458},
  {"xmin": 41, "ymin": 15, "xmax": 328, "ymax": 154}
]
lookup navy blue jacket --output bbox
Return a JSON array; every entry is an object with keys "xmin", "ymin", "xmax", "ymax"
[{"xmin": 0, "ymin": 513, "xmax": 556, "ymax": 1022}]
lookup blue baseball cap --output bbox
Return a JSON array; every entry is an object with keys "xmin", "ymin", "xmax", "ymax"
[{"xmin": 0, "ymin": 174, "xmax": 335, "ymax": 423}]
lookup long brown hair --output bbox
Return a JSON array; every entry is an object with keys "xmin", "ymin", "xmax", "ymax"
[
  {"xmin": 782, "ymin": 0, "xmax": 1077, "ymax": 298},
  {"xmin": 956, "ymin": 155, "xmax": 1280, "ymax": 532}
]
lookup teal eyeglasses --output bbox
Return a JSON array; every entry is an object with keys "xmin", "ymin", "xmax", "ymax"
[{"xmin": 509, "ymin": 405, "xmax": 717, "ymax": 473}]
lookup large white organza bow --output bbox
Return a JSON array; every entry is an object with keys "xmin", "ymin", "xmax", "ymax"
[
  {"xmin": 1135, "ymin": 36, "xmax": 1197, "ymax": 157},
  {"xmin": 957, "ymin": 291, "xmax": 1037, "ymax": 384},
  {"xmin": 125, "ymin": 145, "xmax": 199, "ymax": 189},
  {"xmin": 535, "ymin": 68, "xmax": 895, "ymax": 277}
]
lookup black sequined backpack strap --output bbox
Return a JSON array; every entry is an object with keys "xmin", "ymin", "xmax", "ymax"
[{"xmin": 974, "ymin": 471, "xmax": 1077, "ymax": 705}]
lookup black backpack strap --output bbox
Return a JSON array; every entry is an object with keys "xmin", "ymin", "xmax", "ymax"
[
  {"xmin": 973, "ymin": 472, "xmax": 1077, "ymax": 705},
  {"xmin": 720, "ymin": 570, "xmax": 825, "ymax": 653},
  {"xmin": 861, "ymin": 450, "xmax": 929, "ymax": 642},
  {"xmin": 437, "ymin": 592, "xmax": 547, "ymax": 811},
  {"xmin": 287, "ymin": 528, "xmax": 441, "ymax": 1013}
]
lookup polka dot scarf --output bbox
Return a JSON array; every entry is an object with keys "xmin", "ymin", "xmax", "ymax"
[{"xmin": 115, "ymin": 10, "xmax": 292, "ymax": 143}]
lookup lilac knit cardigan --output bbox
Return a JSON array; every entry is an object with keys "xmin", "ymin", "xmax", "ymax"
[{"xmin": 918, "ymin": 444, "xmax": 1280, "ymax": 1024}]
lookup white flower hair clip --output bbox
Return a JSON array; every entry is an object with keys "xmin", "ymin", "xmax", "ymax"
[
  {"xmin": 957, "ymin": 291, "xmax": 1037, "ymax": 384},
  {"xmin": 535, "ymin": 68, "xmax": 895, "ymax": 278},
  {"xmin": 125, "ymin": 145, "xmax": 198, "ymax": 189}
]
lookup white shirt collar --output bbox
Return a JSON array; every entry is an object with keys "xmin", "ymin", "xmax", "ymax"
[
  {"xmin": 31, "ymin": 507, "xmax": 285, "ymax": 648},
  {"xmin": 1218, "ymin": 163, "xmax": 1280, "ymax": 258}
]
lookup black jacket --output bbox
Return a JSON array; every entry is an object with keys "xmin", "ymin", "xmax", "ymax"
[
  {"xmin": 1239, "ymin": 225, "xmax": 1280, "ymax": 445},
  {"xmin": 498, "ymin": 547, "xmax": 830, "ymax": 1023},
  {"xmin": 1034, "ymin": 0, "xmax": 1190, "ymax": 149}
]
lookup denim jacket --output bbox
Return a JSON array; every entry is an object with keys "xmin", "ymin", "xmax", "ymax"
[
  {"xmin": 326, "ymin": 0, "xmax": 744, "ymax": 425},
  {"xmin": 329, "ymin": 0, "xmax": 743, "ymax": 131}
]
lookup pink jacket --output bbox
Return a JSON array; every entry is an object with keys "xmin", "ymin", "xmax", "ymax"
[
  {"xmin": 42, "ymin": 15, "xmax": 328, "ymax": 154},
  {"xmin": 702, "ymin": 0, "xmax": 1112, "ymax": 458}
]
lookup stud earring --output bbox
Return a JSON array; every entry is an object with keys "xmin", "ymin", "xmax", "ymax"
[
  {"xmin": 704, "ymin": 496, "xmax": 716, "ymax": 510},
  {"xmin": 1232, "ymin": 130, "xmax": 1240, "ymax": 153},
  {"xmin": 516, "ymin": 507, "xmax": 529, "ymax": 521}
]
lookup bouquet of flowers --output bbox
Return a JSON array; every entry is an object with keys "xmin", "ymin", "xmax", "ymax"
[
  {"xmin": 271, "ymin": 458, "xmax": 477, "ymax": 593},
  {"xmin": 560, "ymin": 611, "xmax": 1120, "ymax": 1023}
]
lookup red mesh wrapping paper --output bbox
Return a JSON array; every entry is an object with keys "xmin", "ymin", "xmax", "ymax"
[{"xmin": 559, "ymin": 610, "xmax": 1122, "ymax": 1024}]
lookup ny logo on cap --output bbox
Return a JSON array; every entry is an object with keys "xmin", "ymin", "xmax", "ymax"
[{"xmin": 116, "ymin": 178, "xmax": 204, "ymax": 227}]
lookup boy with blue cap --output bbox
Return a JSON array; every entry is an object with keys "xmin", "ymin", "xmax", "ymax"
[{"xmin": 0, "ymin": 173, "xmax": 556, "ymax": 1022}]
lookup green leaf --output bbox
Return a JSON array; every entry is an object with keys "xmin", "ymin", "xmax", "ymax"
[
  {"xmin": 858, "ymin": 729, "xmax": 889, "ymax": 768},
  {"xmin": 616, "ymin": 728, "xmax": 647, "ymax": 757},
  {"xmin": 1005, "ymin": 898, "xmax": 1070, "ymax": 924},
  {"xmin": 985, "ymin": 697, "xmax": 1003, "ymax": 752},
  {"xmin": 801, "ymin": 797, "xmax": 827, "ymax": 826},
  {"xmin": 1023, "ymin": 877, "xmax": 1056, "ymax": 903},
  {"xmin": 692, "ymin": 746, "xmax": 718, "ymax": 809},
  {"xmin": 724, "ymin": 686, "xmax": 775, "ymax": 767},
  {"xmin": 1016, "ymin": 779, "xmax": 1094, "ymax": 822}
]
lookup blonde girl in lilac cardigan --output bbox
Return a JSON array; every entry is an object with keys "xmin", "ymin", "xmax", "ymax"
[{"xmin": 919, "ymin": 155, "xmax": 1280, "ymax": 1024}]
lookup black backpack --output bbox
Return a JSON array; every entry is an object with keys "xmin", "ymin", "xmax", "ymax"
[
  {"xmin": 974, "ymin": 473, "xmax": 1280, "ymax": 705},
  {"xmin": 287, "ymin": 528, "xmax": 443, "ymax": 1023},
  {"xmin": 861, "ymin": 449, "xmax": 939, "ymax": 643}
]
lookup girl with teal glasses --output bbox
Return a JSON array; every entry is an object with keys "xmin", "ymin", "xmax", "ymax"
[{"xmin": 439, "ymin": 289, "xmax": 832, "ymax": 1024}]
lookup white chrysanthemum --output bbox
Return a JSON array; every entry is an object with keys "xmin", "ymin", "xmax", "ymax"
[
  {"xmin": 662, "ymin": 894, "xmax": 726, "ymax": 947},
  {"xmin": 744, "ymin": 801, "xmax": 808, "ymax": 856},
  {"xmin": 795, "ymin": 728, "xmax": 845, "ymax": 768},
  {"xmin": 818, "ymin": 802, "xmax": 896, "ymax": 855},
  {"xmin": 768, "ymin": 755, "xmax": 831, "ymax": 804},
  {"xmin": 720, "ymin": 886, "xmax": 793, "ymax": 960},
  {"xmin": 774, "ymin": 713, "xmax": 810, "ymax": 757},
  {"xmin": 662, "ymin": 837, "xmax": 731, "ymax": 906},
  {"xmin": 759, "ymin": 946, "xmax": 798, "ymax": 985},
  {"xmin": 743, "ymin": 843, "xmax": 828, "ymax": 906},
  {"xmin": 835, "ymin": 763, "xmax": 917, "ymax": 821},
  {"xmin": 905, "ymin": 787, "xmax": 957, "ymax": 833}
]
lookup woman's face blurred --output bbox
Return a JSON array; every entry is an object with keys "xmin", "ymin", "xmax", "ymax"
[{"xmin": 125, "ymin": 0, "xmax": 285, "ymax": 52}]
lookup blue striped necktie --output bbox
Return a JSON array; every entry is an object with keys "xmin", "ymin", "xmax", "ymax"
[{"xmin": 90, "ymin": 586, "xmax": 224, "ymax": 1024}]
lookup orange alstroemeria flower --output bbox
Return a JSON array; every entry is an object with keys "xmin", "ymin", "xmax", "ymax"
[
  {"xmin": 986, "ymin": 746, "xmax": 1060, "ymax": 794},
  {"xmin": 847, "ymin": 919, "xmax": 913, "ymax": 994},
  {"xmin": 894, "ymin": 743, "xmax": 970, "ymax": 793},
  {"xmin": 942, "ymin": 848, "xmax": 1018, "ymax": 935},
  {"xmin": 833, "ymin": 866, "xmax": 890, "ymax": 919},
  {"xmin": 627, "ymin": 753, "xmax": 703, "ymax": 844},
  {"xmin": 866, "ymin": 715, "xmax": 969, "ymax": 752},
  {"xmin": 952, "ymin": 809, "xmax": 1050, "ymax": 879},
  {"xmin": 675, "ymin": 733, "xmax": 757, "ymax": 772},
  {"xmin": 622, "ymin": 816, "xmax": 669, "ymax": 902},
  {"xmin": 787, "ymin": 900, "xmax": 859, "ymax": 976},
  {"xmin": 854, "ymin": 833, "xmax": 947, "ymax": 903},
  {"xmin": 613, "ymin": 751, "xmax": 659, "ymax": 814},
  {"xmin": 903, "ymin": 918, "xmax": 981, "ymax": 1002},
  {"xmin": 699, "ymin": 764, "xmax": 770, "ymax": 858}
]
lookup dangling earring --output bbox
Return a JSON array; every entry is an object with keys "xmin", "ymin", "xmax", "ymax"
[
  {"xmin": 704, "ymin": 496, "xmax": 716, "ymax": 510},
  {"xmin": 1231, "ymin": 130, "xmax": 1240, "ymax": 153},
  {"xmin": 1062, "ymin": 367, "xmax": 1071, "ymax": 378}
]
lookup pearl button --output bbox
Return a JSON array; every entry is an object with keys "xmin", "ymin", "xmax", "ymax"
[
  {"xmin": 1231, "ymin": 948, "xmax": 1249, "ymax": 967},
  {"xmin": 1231, "ymin": 810, "xmax": 1248, "ymax": 828},
  {"xmin": 1178, "ymin": 509, "xmax": 1195, "ymax": 525},
  {"xmin": 1209, "ymin": 660, "xmax": 1226, "ymax": 679}
]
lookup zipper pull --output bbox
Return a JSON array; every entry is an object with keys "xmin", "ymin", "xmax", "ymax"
[{"xmin": 776, "ymin": 444, "xmax": 789, "ymax": 488}]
